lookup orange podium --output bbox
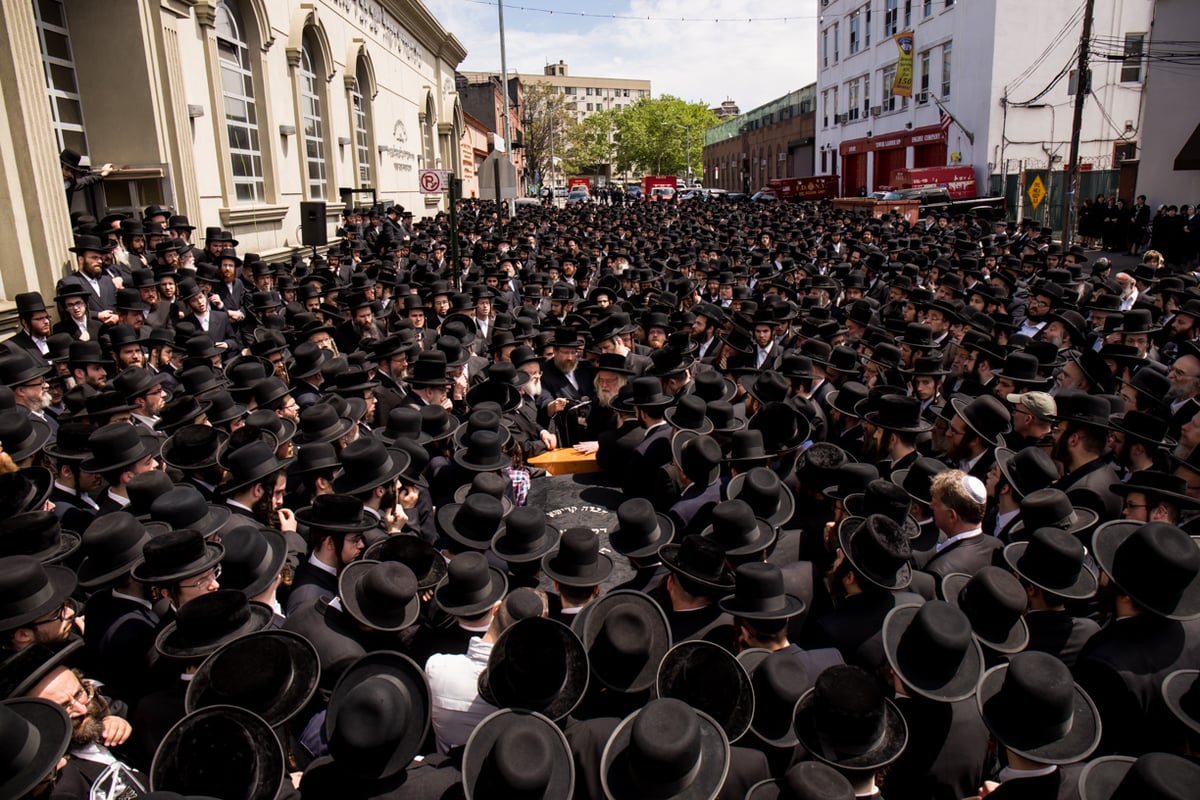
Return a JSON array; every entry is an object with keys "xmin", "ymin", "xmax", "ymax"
[{"xmin": 527, "ymin": 448, "xmax": 601, "ymax": 476}]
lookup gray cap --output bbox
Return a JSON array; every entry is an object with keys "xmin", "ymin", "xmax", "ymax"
[{"xmin": 1007, "ymin": 391, "xmax": 1056, "ymax": 421}]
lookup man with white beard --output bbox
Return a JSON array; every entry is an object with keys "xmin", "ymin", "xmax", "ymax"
[
  {"xmin": 507, "ymin": 347, "xmax": 556, "ymax": 456},
  {"xmin": 1, "ymin": 348, "xmax": 58, "ymax": 438},
  {"xmin": 573, "ymin": 353, "xmax": 632, "ymax": 456}
]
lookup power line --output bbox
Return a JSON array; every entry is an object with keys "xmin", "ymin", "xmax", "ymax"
[
  {"xmin": 1005, "ymin": 1, "xmax": 1086, "ymax": 94},
  {"xmin": 453, "ymin": 0, "xmax": 815, "ymax": 23}
]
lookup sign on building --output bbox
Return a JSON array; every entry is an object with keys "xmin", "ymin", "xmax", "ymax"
[{"xmin": 419, "ymin": 169, "xmax": 451, "ymax": 194}]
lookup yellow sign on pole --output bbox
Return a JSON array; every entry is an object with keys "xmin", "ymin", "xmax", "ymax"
[
  {"xmin": 1027, "ymin": 175, "xmax": 1046, "ymax": 209},
  {"xmin": 893, "ymin": 32, "xmax": 915, "ymax": 97}
]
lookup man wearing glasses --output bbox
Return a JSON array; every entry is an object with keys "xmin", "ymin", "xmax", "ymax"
[
  {"xmin": 25, "ymin": 665, "xmax": 143, "ymax": 795},
  {"xmin": 0, "ymin": 555, "xmax": 78, "ymax": 653}
]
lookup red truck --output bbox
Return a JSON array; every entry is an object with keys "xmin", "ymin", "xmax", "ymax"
[
  {"xmin": 642, "ymin": 175, "xmax": 678, "ymax": 201},
  {"xmin": 567, "ymin": 177, "xmax": 592, "ymax": 191},
  {"xmin": 768, "ymin": 176, "xmax": 839, "ymax": 201},
  {"xmin": 888, "ymin": 166, "xmax": 978, "ymax": 201}
]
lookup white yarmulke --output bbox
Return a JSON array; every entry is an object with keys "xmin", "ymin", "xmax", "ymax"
[{"xmin": 962, "ymin": 475, "xmax": 987, "ymax": 504}]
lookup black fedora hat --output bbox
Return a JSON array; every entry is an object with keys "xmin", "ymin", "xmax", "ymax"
[
  {"xmin": 76, "ymin": 512, "xmax": 156, "ymax": 589},
  {"xmin": 600, "ymin": 697, "xmax": 729, "ymax": 800},
  {"xmin": 294, "ymin": 403, "xmax": 356, "ymax": 446},
  {"xmin": 692, "ymin": 369, "xmax": 738, "ymax": 403},
  {"xmin": 155, "ymin": 590, "xmax": 273, "ymax": 660},
  {"xmin": 1, "ymin": 511, "xmax": 80, "ymax": 564},
  {"xmin": 0, "ymin": 698, "xmax": 71, "ymax": 800},
  {"xmin": 726, "ymin": 467, "xmax": 795, "ymax": 528},
  {"xmin": 218, "ymin": 440, "xmax": 293, "ymax": 496},
  {"xmin": 943, "ymin": 566, "xmax": 1030, "ymax": 653},
  {"xmin": 151, "ymin": 706, "xmax": 283, "ymax": 800},
  {"xmin": 331, "ymin": 438, "xmax": 408, "ymax": 495},
  {"xmin": 701, "ymin": 499, "xmax": 776, "ymax": 557},
  {"xmin": 844, "ymin": 480, "xmax": 921, "ymax": 540},
  {"xmin": 656, "ymin": 640, "xmax": 754, "ymax": 743},
  {"xmin": 406, "ymin": 350, "xmax": 452, "ymax": 388},
  {"xmin": 417, "ymin": 404, "xmax": 462, "ymax": 444},
  {"xmin": 837, "ymin": 514, "xmax": 913, "ymax": 590},
  {"xmin": 462, "ymin": 709, "xmax": 575, "ymax": 800},
  {"xmin": 132, "ymin": 528, "xmax": 223, "ymax": 585},
  {"xmin": 0, "ymin": 350, "xmax": 50, "ymax": 389},
  {"xmin": 724, "ymin": 429, "xmax": 771, "ymax": 469},
  {"xmin": 890, "ymin": 456, "xmax": 946, "ymax": 507},
  {"xmin": 1053, "ymin": 389, "xmax": 1112, "ymax": 428},
  {"xmin": 322, "ymin": 651, "xmax": 431, "ymax": 780},
  {"xmin": 659, "ymin": 534, "xmax": 735, "ymax": 592},
  {"xmin": 40, "ymin": 421, "xmax": 92, "ymax": 464},
  {"xmin": 155, "ymin": 395, "xmax": 214, "ymax": 434},
  {"xmin": 452, "ymin": 471, "xmax": 515, "ymax": 514},
  {"xmin": 748, "ymin": 401, "xmax": 811, "ymax": 454},
  {"xmin": 492, "ymin": 505, "xmax": 559, "ymax": 563},
  {"xmin": 735, "ymin": 648, "xmax": 809, "ymax": 748},
  {"xmin": 745, "ymin": 762, "xmax": 855, "ymax": 800},
  {"xmin": 719, "ymin": 561, "xmax": 804, "ymax": 620},
  {"xmin": 0, "ymin": 634, "xmax": 83, "ymax": 705},
  {"xmin": 453, "ymin": 430, "xmax": 511, "ymax": 473},
  {"xmin": 1163, "ymin": 669, "xmax": 1200, "ymax": 738},
  {"xmin": 863, "ymin": 394, "xmax": 933, "ymax": 433},
  {"xmin": 160, "ymin": 424, "xmax": 228, "ymax": 471},
  {"xmin": 704, "ymin": 400, "xmax": 744, "ymax": 434},
  {"xmin": 217, "ymin": 524, "xmax": 287, "ymax": 599},
  {"xmin": 743, "ymin": 371, "xmax": 789, "ymax": 407},
  {"xmin": 542, "ymin": 527, "xmax": 614, "ymax": 587},
  {"xmin": 1004, "ymin": 526, "xmax": 1098, "ymax": 600},
  {"xmin": 950, "ymin": 394, "xmax": 1012, "ymax": 446},
  {"xmin": 1092, "ymin": 520, "xmax": 1200, "ymax": 620},
  {"xmin": 672, "ymin": 431, "xmax": 722, "ymax": 489},
  {"xmin": 479, "ymin": 617, "xmax": 589, "ymax": 722},
  {"xmin": 883, "ymin": 601, "xmax": 983, "ymax": 702},
  {"xmin": 1111, "ymin": 470, "xmax": 1200, "ymax": 510},
  {"xmin": 437, "ymin": 494, "xmax": 506, "ymax": 552},
  {"xmin": 434, "ymin": 551, "xmax": 507, "ymax": 617},
  {"xmin": 793, "ymin": 664, "xmax": 908, "ymax": 771},
  {"xmin": 338, "ymin": 560, "xmax": 421, "ymax": 632},
  {"xmin": 0, "ymin": 410, "xmax": 50, "ymax": 463},
  {"xmin": 1109, "ymin": 409, "xmax": 1175, "ymax": 450},
  {"xmin": 0, "ymin": 555, "xmax": 76, "ymax": 631},
  {"xmin": 994, "ymin": 446, "xmax": 1060, "ymax": 500},
  {"xmin": 186, "ymin": 629, "xmax": 319, "ymax": 728},
  {"xmin": 993, "ymin": 351, "xmax": 1053, "ymax": 388},
  {"xmin": 608, "ymin": 497, "xmax": 674, "ymax": 559},
  {"xmin": 378, "ymin": 406, "xmax": 423, "ymax": 446},
  {"xmin": 573, "ymin": 589, "xmax": 671, "ymax": 695},
  {"xmin": 977, "ymin": 650, "xmax": 1100, "ymax": 764},
  {"xmin": 1078, "ymin": 752, "xmax": 1200, "ymax": 800},
  {"xmin": 150, "ymin": 486, "xmax": 231, "ymax": 538},
  {"xmin": 362, "ymin": 534, "xmax": 447, "ymax": 590},
  {"xmin": 1008, "ymin": 487, "xmax": 1100, "ymax": 541},
  {"xmin": 665, "ymin": 394, "xmax": 715, "ymax": 434},
  {"xmin": 627, "ymin": 376, "xmax": 675, "ymax": 411},
  {"xmin": 294, "ymin": 494, "xmax": 375, "ymax": 533},
  {"xmin": 826, "ymin": 381, "xmax": 869, "ymax": 419}
]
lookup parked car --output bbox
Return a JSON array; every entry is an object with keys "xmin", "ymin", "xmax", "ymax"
[
  {"xmin": 566, "ymin": 187, "xmax": 591, "ymax": 204},
  {"xmin": 750, "ymin": 190, "xmax": 778, "ymax": 202},
  {"xmin": 554, "ymin": 186, "xmax": 568, "ymax": 197},
  {"xmin": 650, "ymin": 186, "xmax": 676, "ymax": 202}
]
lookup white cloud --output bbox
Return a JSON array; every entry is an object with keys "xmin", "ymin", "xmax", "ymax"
[{"xmin": 424, "ymin": 0, "xmax": 820, "ymax": 111}]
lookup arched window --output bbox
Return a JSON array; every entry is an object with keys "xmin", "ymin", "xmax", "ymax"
[
  {"xmin": 421, "ymin": 94, "xmax": 437, "ymax": 169},
  {"xmin": 299, "ymin": 39, "xmax": 326, "ymax": 199},
  {"xmin": 216, "ymin": 0, "xmax": 265, "ymax": 203},
  {"xmin": 351, "ymin": 70, "xmax": 371, "ymax": 186},
  {"xmin": 34, "ymin": 0, "xmax": 88, "ymax": 155}
]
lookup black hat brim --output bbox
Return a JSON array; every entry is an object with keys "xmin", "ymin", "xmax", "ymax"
[
  {"xmin": 1003, "ymin": 540, "xmax": 1098, "ymax": 600},
  {"xmin": 1092, "ymin": 519, "xmax": 1200, "ymax": 620},
  {"xmin": 658, "ymin": 543, "xmax": 736, "ymax": 592},
  {"xmin": 490, "ymin": 522, "xmax": 559, "ymax": 563},
  {"xmin": 882, "ymin": 603, "xmax": 984, "ymax": 702},
  {"xmin": 608, "ymin": 513, "xmax": 675, "ymax": 560},
  {"xmin": 337, "ymin": 560, "xmax": 421, "ymax": 632},
  {"xmin": 601, "ymin": 704, "xmax": 730, "ymax": 800},
  {"xmin": 836, "ymin": 517, "xmax": 912, "ymax": 591},
  {"xmin": 434, "ymin": 565, "xmax": 508, "ymax": 617},
  {"xmin": 976, "ymin": 662, "xmax": 1101, "ymax": 764},
  {"xmin": 478, "ymin": 618, "xmax": 589, "ymax": 722},
  {"xmin": 1162, "ymin": 669, "xmax": 1200, "ymax": 736},
  {"xmin": 793, "ymin": 689, "xmax": 908, "ymax": 771},
  {"xmin": 154, "ymin": 601, "xmax": 273, "ymax": 660},
  {"xmin": 656, "ymin": 640, "xmax": 754, "ymax": 743},
  {"xmin": 151, "ymin": 706, "xmax": 284, "ymax": 799},
  {"xmin": 942, "ymin": 572, "xmax": 1030, "ymax": 653},
  {"xmin": 0, "ymin": 699, "xmax": 71, "ymax": 799},
  {"xmin": 462, "ymin": 709, "xmax": 575, "ymax": 800},
  {"xmin": 0, "ymin": 564, "xmax": 76, "ymax": 631},
  {"xmin": 185, "ymin": 630, "xmax": 319, "ymax": 727},
  {"xmin": 131, "ymin": 540, "xmax": 224, "ymax": 586}
]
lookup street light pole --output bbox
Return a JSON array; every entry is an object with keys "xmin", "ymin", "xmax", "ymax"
[
  {"xmin": 674, "ymin": 122, "xmax": 691, "ymax": 185},
  {"xmin": 496, "ymin": 0, "xmax": 515, "ymax": 217}
]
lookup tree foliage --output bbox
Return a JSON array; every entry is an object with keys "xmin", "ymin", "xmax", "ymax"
[
  {"xmin": 613, "ymin": 95, "xmax": 719, "ymax": 179},
  {"xmin": 519, "ymin": 81, "xmax": 575, "ymax": 187},
  {"xmin": 562, "ymin": 109, "xmax": 619, "ymax": 176}
]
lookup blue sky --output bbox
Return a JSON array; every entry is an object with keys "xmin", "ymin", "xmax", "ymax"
[{"xmin": 422, "ymin": 0, "xmax": 820, "ymax": 111}]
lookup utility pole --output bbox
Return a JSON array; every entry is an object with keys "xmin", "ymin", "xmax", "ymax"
[
  {"xmin": 497, "ymin": 0, "xmax": 515, "ymax": 217},
  {"xmin": 1062, "ymin": 0, "xmax": 1095, "ymax": 246}
]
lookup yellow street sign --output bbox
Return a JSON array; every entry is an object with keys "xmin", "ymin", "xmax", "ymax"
[{"xmin": 1027, "ymin": 176, "xmax": 1046, "ymax": 209}]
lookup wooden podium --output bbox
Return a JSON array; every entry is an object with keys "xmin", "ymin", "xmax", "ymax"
[{"xmin": 527, "ymin": 448, "xmax": 601, "ymax": 476}]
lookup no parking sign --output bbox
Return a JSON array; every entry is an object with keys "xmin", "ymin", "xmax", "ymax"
[{"xmin": 419, "ymin": 169, "xmax": 450, "ymax": 194}]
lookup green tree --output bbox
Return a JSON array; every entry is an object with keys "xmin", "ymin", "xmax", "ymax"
[
  {"xmin": 613, "ymin": 95, "xmax": 719, "ymax": 180},
  {"xmin": 519, "ymin": 81, "xmax": 575, "ymax": 189},
  {"xmin": 562, "ymin": 108, "xmax": 620, "ymax": 178}
]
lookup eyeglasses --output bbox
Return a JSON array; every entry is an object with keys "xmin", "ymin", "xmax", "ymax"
[
  {"xmin": 1169, "ymin": 367, "xmax": 1200, "ymax": 380},
  {"xmin": 31, "ymin": 598, "xmax": 77, "ymax": 627},
  {"xmin": 179, "ymin": 565, "xmax": 221, "ymax": 590},
  {"xmin": 60, "ymin": 680, "xmax": 96, "ymax": 712}
]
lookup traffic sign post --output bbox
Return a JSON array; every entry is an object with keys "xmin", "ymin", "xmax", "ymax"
[
  {"xmin": 1027, "ymin": 175, "xmax": 1046, "ymax": 210},
  {"xmin": 419, "ymin": 169, "xmax": 451, "ymax": 194}
]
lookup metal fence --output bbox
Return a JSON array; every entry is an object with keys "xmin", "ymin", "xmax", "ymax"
[{"xmin": 989, "ymin": 169, "xmax": 1120, "ymax": 234}]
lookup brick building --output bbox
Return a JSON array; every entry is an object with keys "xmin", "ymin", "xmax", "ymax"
[{"xmin": 703, "ymin": 85, "xmax": 817, "ymax": 193}]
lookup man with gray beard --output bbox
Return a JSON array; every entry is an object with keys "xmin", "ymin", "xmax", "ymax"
[
  {"xmin": 574, "ymin": 353, "xmax": 633, "ymax": 456},
  {"xmin": 1166, "ymin": 348, "xmax": 1200, "ymax": 438},
  {"xmin": 509, "ymin": 346, "xmax": 556, "ymax": 457}
]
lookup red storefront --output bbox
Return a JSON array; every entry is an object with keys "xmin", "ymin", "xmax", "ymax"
[{"xmin": 838, "ymin": 123, "xmax": 949, "ymax": 195}]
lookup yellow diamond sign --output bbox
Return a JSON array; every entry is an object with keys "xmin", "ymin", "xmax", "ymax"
[{"xmin": 1028, "ymin": 176, "xmax": 1046, "ymax": 209}]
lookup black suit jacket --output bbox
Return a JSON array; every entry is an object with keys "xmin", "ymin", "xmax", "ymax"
[
  {"xmin": 82, "ymin": 590, "xmax": 159, "ymax": 708},
  {"xmin": 922, "ymin": 534, "xmax": 1003, "ymax": 585},
  {"xmin": 182, "ymin": 308, "xmax": 239, "ymax": 353},
  {"xmin": 59, "ymin": 272, "xmax": 117, "ymax": 319},
  {"xmin": 286, "ymin": 559, "xmax": 339, "ymax": 616},
  {"xmin": 624, "ymin": 423, "xmax": 673, "ymax": 505},
  {"xmin": 1074, "ymin": 614, "xmax": 1200, "ymax": 755},
  {"xmin": 809, "ymin": 589, "xmax": 927, "ymax": 672},
  {"xmin": 1052, "ymin": 457, "xmax": 1122, "ymax": 520},
  {"xmin": 1025, "ymin": 609, "xmax": 1099, "ymax": 668},
  {"xmin": 886, "ymin": 695, "xmax": 991, "ymax": 800},
  {"xmin": 5, "ymin": 330, "xmax": 49, "ymax": 363}
]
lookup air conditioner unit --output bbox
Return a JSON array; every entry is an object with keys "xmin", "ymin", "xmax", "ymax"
[
  {"xmin": 870, "ymin": 106, "xmax": 882, "ymax": 117},
  {"xmin": 916, "ymin": 91, "xmax": 929, "ymax": 104},
  {"xmin": 836, "ymin": 113, "xmax": 847, "ymax": 124}
]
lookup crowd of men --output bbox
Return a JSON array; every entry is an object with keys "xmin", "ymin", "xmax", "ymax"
[{"xmin": 1, "ymin": 188, "xmax": 1199, "ymax": 800}]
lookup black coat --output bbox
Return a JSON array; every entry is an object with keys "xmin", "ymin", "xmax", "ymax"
[
  {"xmin": 623, "ymin": 423, "xmax": 673, "ymax": 503},
  {"xmin": 181, "ymin": 308, "xmax": 240, "ymax": 353},
  {"xmin": 809, "ymin": 589, "xmax": 927, "ymax": 672},
  {"xmin": 1074, "ymin": 614, "xmax": 1200, "ymax": 756},
  {"xmin": 922, "ymin": 534, "xmax": 1003, "ymax": 585},
  {"xmin": 300, "ymin": 754, "xmax": 463, "ymax": 800},
  {"xmin": 286, "ymin": 559, "xmax": 339, "ymax": 616},
  {"xmin": 82, "ymin": 590, "xmax": 158, "ymax": 708},
  {"xmin": 1025, "ymin": 609, "xmax": 1099, "ymax": 668},
  {"xmin": 1052, "ymin": 457, "xmax": 1122, "ymax": 521},
  {"xmin": 886, "ymin": 695, "xmax": 991, "ymax": 800}
]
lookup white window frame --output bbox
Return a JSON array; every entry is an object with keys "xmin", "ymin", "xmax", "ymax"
[
  {"xmin": 299, "ymin": 42, "xmax": 327, "ymax": 200},
  {"xmin": 351, "ymin": 75, "xmax": 372, "ymax": 186},
  {"xmin": 34, "ymin": 0, "xmax": 88, "ymax": 155},
  {"xmin": 216, "ymin": 1, "xmax": 265, "ymax": 204},
  {"xmin": 941, "ymin": 41, "xmax": 952, "ymax": 97}
]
